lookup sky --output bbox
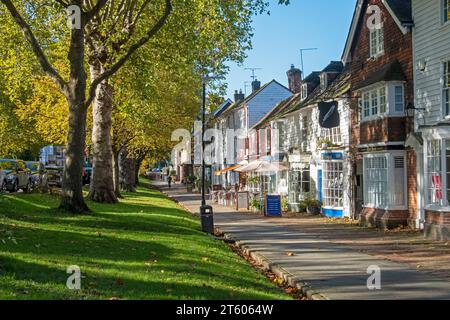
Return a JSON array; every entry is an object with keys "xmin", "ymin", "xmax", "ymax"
[{"xmin": 225, "ymin": 0, "xmax": 356, "ymax": 100}]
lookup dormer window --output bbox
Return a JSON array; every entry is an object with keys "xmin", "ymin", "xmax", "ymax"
[
  {"xmin": 369, "ymin": 26, "xmax": 384, "ymax": 58},
  {"xmin": 301, "ymin": 83, "xmax": 308, "ymax": 100}
]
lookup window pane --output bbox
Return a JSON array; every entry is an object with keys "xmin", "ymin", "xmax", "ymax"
[
  {"xmin": 427, "ymin": 140, "xmax": 443, "ymax": 205},
  {"xmin": 364, "ymin": 93, "xmax": 370, "ymax": 117},
  {"xmin": 445, "ymin": 61, "xmax": 450, "ymax": 116},
  {"xmin": 371, "ymin": 90, "xmax": 378, "ymax": 115},
  {"xmin": 445, "ymin": 0, "xmax": 450, "ymax": 22},
  {"xmin": 395, "ymin": 86, "xmax": 404, "ymax": 112},
  {"xmin": 364, "ymin": 155, "xmax": 388, "ymax": 207},
  {"xmin": 380, "ymin": 87, "xmax": 387, "ymax": 113},
  {"xmin": 322, "ymin": 161, "xmax": 344, "ymax": 208},
  {"xmin": 378, "ymin": 28, "xmax": 384, "ymax": 53}
]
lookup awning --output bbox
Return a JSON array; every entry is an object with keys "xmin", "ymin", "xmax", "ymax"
[
  {"xmin": 255, "ymin": 161, "xmax": 289, "ymax": 173},
  {"xmin": 235, "ymin": 161, "xmax": 262, "ymax": 173},
  {"xmin": 214, "ymin": 165, "xmax": 242, "ymax": 176}
]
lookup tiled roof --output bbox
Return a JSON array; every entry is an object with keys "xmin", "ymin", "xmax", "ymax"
[
  {"xmin": 220, "ymin": 80, "xmax": 289, "ymax": 117},
  {"xmin": 280, "ymin": 69, "xmax": 351, "ymax": 117},
  {"xmin": 353, "ymin": 60, "xmax": 406, "ymax": 91},
  {"xmin": 385, "ymin": 0, "xmax": 413, "ymax": 25}
]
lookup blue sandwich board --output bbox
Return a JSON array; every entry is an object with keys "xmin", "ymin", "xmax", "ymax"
[{"xmin": 265, "ymin": 195, "xmax": 282, "ymax": 217}]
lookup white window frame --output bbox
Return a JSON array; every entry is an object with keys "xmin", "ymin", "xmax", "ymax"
[
  {"xmin": 369, "ymin": 26, "xmax": 384, "ymax": 58},
  {"xmin": 363, "ymin": 151, "xmax": 407, "ymax": 210},
  {"xmin": 443, "ymin": 60, "xmax": 450, "ymax": 118},
  {"xmin": 424, "ymin": 138, "xmax": 450, "ymax": 210},
  {"xmin": 301, "ymin": 83, "xmax": 308, "ymax": 100},
  {"xmin": 360, "ymin": 82, "xmax": 406, "ymax": 122},
  {"xmin": 443, "ymin": 0, "xmax": 450, "ymax": 24},
  {"xmin": 321, "ymin": 127, "xmax": 342, "ymax": 145},
  {"xmin": 322, "ymin": 159, "xmax": 344, "ymax": 209}
]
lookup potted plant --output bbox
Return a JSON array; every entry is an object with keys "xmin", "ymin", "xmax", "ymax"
[
  {"xmin": 305, "ymin": 198, "xmax": 322, "ymax": 215},
  {"xmin": 281, "ymin": 197, "xmax": 289, "ymax": 213},
  {"xmin": 250, "ymin": 198, "xmax": 260, "ymax": 213}
]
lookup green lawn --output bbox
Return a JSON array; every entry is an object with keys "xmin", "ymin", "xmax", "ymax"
[{"xmin": 0, "ymin": 183, "xmax": 288, "ymax": 300}]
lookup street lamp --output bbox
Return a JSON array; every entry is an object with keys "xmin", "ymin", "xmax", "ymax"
[{"xmin": 200, "ymin": 74, "xmax": 220, "ymax": 234}]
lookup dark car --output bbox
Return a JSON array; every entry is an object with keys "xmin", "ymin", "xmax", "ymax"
[
  {"xmin": 46, "ymin": 165, "xmax": 64, "ymax": 188},
  {"xmin": 0, "ymin": 159, "xmax": 32, "ymax": 193},
  {"xmin": 26, "ymin": 161, "xmax": 42, "ymax": 188}
]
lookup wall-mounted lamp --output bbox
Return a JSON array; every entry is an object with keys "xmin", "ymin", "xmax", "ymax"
[
  {"xmin": 416, "ymin": 59, "xmax": 427, "ymax": 72},
  {"xmin": 405, "ymin": 102, "xmax": 426, "ymax": 117}
]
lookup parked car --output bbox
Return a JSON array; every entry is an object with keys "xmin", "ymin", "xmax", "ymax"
[
  {"xmin": 46, "ymin": 165, "xmax": 64, "ymax": 188},
  {"xmin": 0, "ymin": 159, "xmax": 32, "ymax": 193},
  {"xmin": 0, "ymin": 160, "xmax": 10, "ymax": 192},
  {"xmin": 26, "ymin": 161, "xmax": 42, "ymax": 188}
]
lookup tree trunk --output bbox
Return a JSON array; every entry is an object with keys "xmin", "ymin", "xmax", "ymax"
[
  {"xmin": 59, "ymin": 21, "xmax": 89, "ymax": 213},
  {"xmin": 112, "ymin": 147, "xmax": 122, "ymax": 198},
  {"xmin": 87, "ymin": 62, "xmax": 118, "ymax": 204},
  {"xmin": 119, "ymin": 148, "xmax": 136, "ymax": 193}
]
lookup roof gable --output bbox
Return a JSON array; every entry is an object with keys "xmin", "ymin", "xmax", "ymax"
[{"xmin": 342, "ymin": 0, "xmax": 412, "ymax": 64}]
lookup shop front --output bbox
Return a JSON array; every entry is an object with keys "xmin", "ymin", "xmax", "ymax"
[{"xmin": 319, "ymin": 151, "xmax": 350, "ymax": 218}]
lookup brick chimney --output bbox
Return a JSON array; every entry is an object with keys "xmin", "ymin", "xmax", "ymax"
[
  {"xmin": 251, "ymin": 79, "xmax": 261, "ymax": 92},
  {"xmin": 287, "ymin": 64, "xmax": 302, "ymax": 93},
  {"xmin": 234, "ymin": 89, "xmax": 245, "ymax": 103}
]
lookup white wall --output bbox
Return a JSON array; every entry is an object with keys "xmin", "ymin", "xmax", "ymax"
[{"xmin": 413, "ymin": 0, "xmax": 450, "ymax": 126}]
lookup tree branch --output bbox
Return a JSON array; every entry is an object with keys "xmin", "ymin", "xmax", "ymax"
[
  {"xmin": 1, "ymin": 0, "xmax": 68, "ymax": 94},
  {"xmin": 84, "ymin": 0, "xmax": 110, "ymax": 23},
  {"xmin": 85, "ymin": 0, "xmax": 172, "ymax": 108}
]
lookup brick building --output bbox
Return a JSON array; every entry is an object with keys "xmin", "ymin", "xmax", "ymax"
[{"xmin": 342, "ymin": 0, "xmax": 417, "ymax": 228}]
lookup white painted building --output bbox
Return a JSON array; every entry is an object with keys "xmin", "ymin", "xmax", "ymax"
[{"xmin": 411, "ymin": 0, "xmax": 450, "ymax": 239}]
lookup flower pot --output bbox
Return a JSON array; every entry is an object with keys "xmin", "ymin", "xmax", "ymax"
[{"xmin": 307, "ymin": 205, "xmax": 321, "ymax": 215}]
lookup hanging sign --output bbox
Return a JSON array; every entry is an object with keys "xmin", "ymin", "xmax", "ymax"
[{"xmin": 319, "ymin": 101, "xmax": 340, "ymax": 128}]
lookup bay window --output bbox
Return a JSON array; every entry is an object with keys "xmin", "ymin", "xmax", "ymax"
[
  {"xmin": 370, "ymin": 27, "xmax": 384, "ymax": 57},
  {"xmin": 444, "ymin": 61, "xmax": 450, "ymax": 117},
  {"xmin": 322, "ymin": 161, "xmax": 344, "ymax": 208},
  {"xmin": 360, "ymin": 83, "xmax": 405, "ymax": 120},
  {"xmin": 363, "ymin": 152, "xmax": 406, "ymax": 209}
]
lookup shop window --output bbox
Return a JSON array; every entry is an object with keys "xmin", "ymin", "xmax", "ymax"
[
  {"xmin": 426, "ymin": 140, "xmax": 443, "ymax": 206},
  {"xmin": 364, "ymin": 155, "xmax": 388, "ymax": 208},
  {"xmin": 322, "ymin": 161, "xmax": 344, "ymax": 208},
  {"xmin": 289, "ymin": 165, "xmax": 310, "ymax": 203}
]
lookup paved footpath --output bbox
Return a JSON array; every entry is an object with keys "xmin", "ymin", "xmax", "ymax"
[{"xmin": 152, "ymin": 181, "xmax": 450, "ymax": 300}]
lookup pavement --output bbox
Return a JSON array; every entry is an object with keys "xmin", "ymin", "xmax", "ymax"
[{"xmin": 151, "ymin": 181, "xmax": 450, "ymax": 300}]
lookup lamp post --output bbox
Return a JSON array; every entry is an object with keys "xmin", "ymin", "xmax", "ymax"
[{"xmin": 199, "ymin": 75, "xmax": 219, "ymax": 234}]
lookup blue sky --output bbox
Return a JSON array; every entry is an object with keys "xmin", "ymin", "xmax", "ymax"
[{"xmin": 225, "ymin": 0, "xmax": 356, "ymax": 99}]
